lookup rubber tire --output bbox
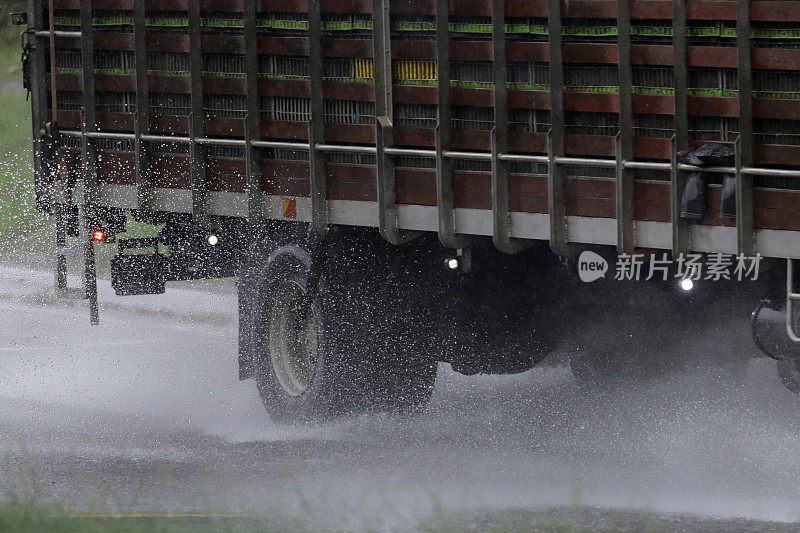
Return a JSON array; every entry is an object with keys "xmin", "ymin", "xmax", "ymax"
[
  {"xmin": 777, "ymin": 359, "xmax": 800, "ymax": 394},
  {"xmin": 252, "ymin": 236, "xmax": 437, "ymax": 424},
  {"xmin": 254, "ymin": 244, "xmax": 361, "ymax": 424}
]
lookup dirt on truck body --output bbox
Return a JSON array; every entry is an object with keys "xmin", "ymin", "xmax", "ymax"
[{"xmin": 14, "ymin": 0, "xmax": 800, "ymax": 422}]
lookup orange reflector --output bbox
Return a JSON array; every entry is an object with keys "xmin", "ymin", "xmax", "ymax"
[
  {"xmin": 282, "ymin": 198, "xmax": 297, "ymax": 219},
  {"xmin": 92, "ymin": 230, "xmax": 105, "ymax": 242}
]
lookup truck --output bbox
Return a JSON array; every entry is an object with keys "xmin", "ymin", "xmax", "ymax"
[{"xmin": 11, "ymin": 0, "xmax": 800, "ymax": 423}]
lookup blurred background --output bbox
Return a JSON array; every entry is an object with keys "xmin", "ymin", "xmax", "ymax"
[{"xmin": 0, "ymin": 0, "xmax": 50, "ymax": 265}]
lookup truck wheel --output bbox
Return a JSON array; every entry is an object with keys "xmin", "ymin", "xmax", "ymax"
[
  {"xmin": 777, "ymin": 359, "xmax": 800, "ymax": 394},
  {"xmin": 251, "ymin": 235, "xmax": 436, "ymax": 424},
  {"xmin": 253, "ymin": 244, "xmax": 357, "ymax": 423}
]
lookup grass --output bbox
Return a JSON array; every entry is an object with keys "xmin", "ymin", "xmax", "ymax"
[
  {"xmin": 4, "ymin": 500, "xmax": 786, "ymax": 533},
  {"xmin": 0, "ymin": 498, "xmax": 600, "ymax": 533},
  {"xmin": 0, "ymin": 499, "xmax": 286, "ymax": 533}
]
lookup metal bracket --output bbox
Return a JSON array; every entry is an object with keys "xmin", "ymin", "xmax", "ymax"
[
  {"xmin": 669, "ymin": 135, "xmax": 690, "ymax": 256},
  {"xmin": 787, "ymin": 259, "xmax": 800, "ymax": 342},
  {"xmin": 735, "ymin": 137, "xmax": 756, "ymax": 257},
  {"xmin": 435, "ymin": 125, "xmax": 462, "ymax": 249},
  {"xmin": 372, "ymin": 0, "xmax": 413, "ymax": 244},
  {"xmin": 491, "ymin": 129, "xmax": 527, "ymax": 254},
  {"xmin": 547, "ymin": 131, "xmax": 569, "ymax": 255},
  {"xmin": 307, "ymin": 124, "xmax": 329, "ymax": 233},
  {"xmin": 615, "ymin": 132, "xmax": 635, "ymax": 254},
  {"xmin": 376, "ymin": 117, "xmax": 416, "ymax": 244}
]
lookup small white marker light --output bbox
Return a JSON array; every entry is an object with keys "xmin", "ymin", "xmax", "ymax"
[
  {"xmin": 207, "ymin": 234, "xmax": 219, "ymax": 246},
  {"xmin": 679, "ymin": 278, "xmax": 694, "ymax": 292},
  {"xmin": 446, "ymin": 258, "xmax": 459, "ymax": 270}
]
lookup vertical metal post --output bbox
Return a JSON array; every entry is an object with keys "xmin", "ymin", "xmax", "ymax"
[
  {"xmin": 435, "ymin": 0, "xmax": 461, "ymax": 248},
  {"xmin": 79, "ymin": 0, "xmax": 99, "ymax": 325},
  {"xmin": 736, "ymin": 0, "xmax": 755, "ymax": 256},
  {"xmin": 671, "ymin": 0, "xmax": 689, "ymax": 256},
  {"xmin": 376, "ymin": 117, "xmax": 409, "ymax": 243},
  {"xmin": 669, "ymin": 135, "xmax": 689, "ymax": 256},
  {"xmin": 491, "ymin": 0, "xmax": 525, "ymax": 253},
  {"xmin": 372, "ymin": 0, "xmax": 411, "ymax": 244},
  {"xmin": 29, "ymin": 0, "xmax": 52, "ymax": 212},
  {"xmin": 244, "ymin": 0, "xmax": 264, "ymax": 224},
  {"xmin": 548, "ymin": 0, "xmax": 569, "ymax": 255},
  {"xmin": 54, "ymin": 204, "xmax": 67, "ymax": 294},
  {"xmin": 672, "ymin": 0, "xmax": 688, "ymax": 154},
  {"xmin": 47, "ymin": 0, "xmax": 58, "ymax": 126},
  {"xmin": 372, "ymin": 0, "xmax": 392, "ymax": 125},
  {"xmin": 188, "ymin": 0, "xmax": 206, "ymax": 226},
  {"xmin": 616, "ymin": 0, "xmax": 634, "ymax": 255},
  {"xmin": 308, "ymin": 0, "xmax": 328, "ymax": 232},
  {"xmin": 735, "ymin": 136, "xmax": 755, "ymax": 255},
  {"xmin": 133, "ymin": 0, "xmax": 152, "ymax": 218}
]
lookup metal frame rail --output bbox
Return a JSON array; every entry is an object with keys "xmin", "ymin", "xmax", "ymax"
[{"xmin": 55, "ymin": 130, "xmax": 800, "ymax": 180}]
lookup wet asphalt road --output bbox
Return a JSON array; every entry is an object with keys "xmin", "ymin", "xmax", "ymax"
[{"xmin": 2, "ymin": 265, "xmax": 800, "ymax": 531}]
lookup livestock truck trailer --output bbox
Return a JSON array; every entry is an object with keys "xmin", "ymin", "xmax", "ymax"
[{"xmin": 12, "ymin": 0, "xmax": 800, "ymax": 422}]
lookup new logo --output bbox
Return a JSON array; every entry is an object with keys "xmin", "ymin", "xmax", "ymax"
[{"xmin": 578, "ymin": 251, "xmax": 608, "ymax": 282}]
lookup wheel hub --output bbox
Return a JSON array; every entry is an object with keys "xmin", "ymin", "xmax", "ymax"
[{"xmin": 268, "ymin": 280, "xmax": 319, "ymax": 397}]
